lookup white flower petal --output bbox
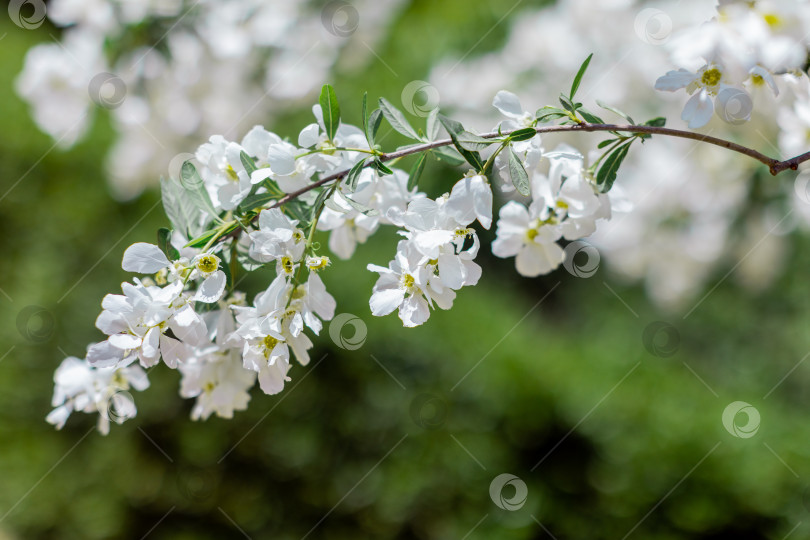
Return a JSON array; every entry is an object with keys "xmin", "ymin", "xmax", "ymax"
[
  {"xmin": 493, "ymin": 90, "xmax": 524, "ymax": 119},
  {"xmin": 266, "ymin": 144, "xmax": 296, "ymax": 175},
  {"xmin": 109, "ymin": 333, "xmax": 142, "ymax": 350},
  {"xmin": 682, "ymin": 91, "xmax": 713, "ymax": 129},
  {"xmin": 122, "ymin": 243, "xmax": 170, "ymax": 274},
  {"xmin": 195, "ymin": 271, "xmax": 227, "ymax": 303},
  {"xmin": 655, "ymin": 69, "xmax": 697, "ymax": 92},
  {"xmin": 370, "ymin": 288, "xmax": 405, "ymax": 316}
]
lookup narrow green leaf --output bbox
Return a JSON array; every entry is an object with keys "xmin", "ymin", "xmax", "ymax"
[
  {"xmin": 319, "ymin": 84, "xmax": 340, "ymax": 142},
  {"xmin": 367, "ymin": 109, "xmax": 383, "ymax": 147},
  {"xmin": 507, "ymin": 147, "xmax": 531, "ymax": 196},
  {"xmin": 345, "ymin": 158, "xmax": 368, "ymax": 191},
  {"xmin": 373, "ymin": 159, "xmax": 394, "ymax": 176},
  {"xmin": 240, "ymin": 151, "xmax": 258, "ymax": 176},
  {"xmin": 284, "ymin": 200, "xmax": 309, "ymax": 224},
  {"xmin": 185, "ymin": 228, "xmax": 219, "ymax": 249},
  {"xmin": 438, "ymin": 114, "xmax": 464, "ymax": 135},
  {"xmin": 431, "ymin": 146, "xmax": 465, "ymax": 166},
  {"xmin": 578, "ymin": 108, "xmax": 604, "ymax": 124},
  {"xmin": 559, "ymin": 95, "xmax": 577, "ymax": 115},
  {"xmin": 238, "ymin": 192, "xmax": 277, "ymax": 213},
  {"xmin": 378, "ymin": 97, "xmax": 420, "ymax": 140},
  {"xmin": 536, "ymin": 110, "xmax": 569, "ymax": 123},
  {"xmin": 644, "ymin": 117, "xmax": 666, "ymax": 127},
  {"xmin": 311, "ymin": 187, "xmax": 333, "ymax": 221},
  {"xmin": 157, "ymin": 228, "xmax": 180, "ymax": 261},
  {"xmin": 456, "ymin": 130, "xmax": 498, "ymax": 151},
  {"xmin": 596, "ymin": 100, "xmax": 635, "ymax": 124},
  {"xmin": 408, "ymin": 153, "xmax": 427, "ymax": 190},
  {"xmin": 160, "ymin": 177, "xmax": 204, "ymax": 239},
  {"xmin": 438, "ymin": 114, "xmax": 484, "ymax": 171},
  {"xmin": 337, "ymin": 189, "xmax": 379, "ymax": 216},
  {"xmin": 508, "ymin": 127, "xmax": 538, "ymax": 142},
  {"xmin": 570, "ymin": 53, "xmax": 593, "ymax": 99},
  {"xmin": 597, "ymin": 138, "xmax": 619, "ymax": 149},
  {"xmin": 596, "ymin": 142, "xmax": 632, "ymax": 193},
  {"xmin": 180, "ymin": 161, "xmax": 221, "ymax": 222}
]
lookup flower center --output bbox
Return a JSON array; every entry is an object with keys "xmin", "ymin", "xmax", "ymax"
[
  {"xmin": 701, "ymin": 68, "xmax": 722, "ymax": 87},
  {"xmin": 263, "ymin": 335, "xmax": 279, "ymax": 353},
  {"xmin": 401, "ymin": 274, "xmax": 415, "ymax": 289},
  {"xmin": 763, "ymin": 13, "xmax": 781, "ymax": 28},
  {"xmin": 196, "ymin": 255, "xmax": 219, "ymax": 274},
  {"xmin": 281, "ymin": 256, "xmax": 294, "ymax": 274},
  {"xmin": 225, "ymin": 165, "xmax": 239, "ymax": 182},
  {"xmin": 307, "ymin": 256, "xmax": 331, "ymax": 271}
]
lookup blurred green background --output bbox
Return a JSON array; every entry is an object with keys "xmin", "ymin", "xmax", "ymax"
[{"xmin": 2, "ymin": 1, "xmax": 810, "ymax": 538}]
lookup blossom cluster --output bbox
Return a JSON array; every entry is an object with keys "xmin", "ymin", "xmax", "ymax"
[
  {"xmin": 655, "ymin": 0, "xmax": 810, "ymax": 128},
  {"xmin": 49, "ymin": 87, "xmax": 617, "ymax": 433},
  {"xmin": 430, "ymin": 0, "xmax": 810, "ymax": 307},
  {"xmin": 15, "ymin": 0, "xmax": 403, "ymax": 199}
]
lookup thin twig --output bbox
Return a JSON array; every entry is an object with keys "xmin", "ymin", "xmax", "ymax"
[{"xmin": 223, "ymin": 122, "xmax": 805, "ymax": 242}]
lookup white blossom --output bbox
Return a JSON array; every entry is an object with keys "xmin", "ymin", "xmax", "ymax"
[{"xmin": 48, "ymin": 353, "xmax": 149, "ymax": 435}]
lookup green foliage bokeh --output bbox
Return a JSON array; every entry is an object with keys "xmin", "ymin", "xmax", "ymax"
[{"xmin": 1, "ymin": 1, "xmax": 809, "ymax": 538}]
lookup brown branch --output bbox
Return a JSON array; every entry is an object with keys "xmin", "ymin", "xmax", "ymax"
[
  {"xmin": 268, "ymin": 123, "xmax": 798, "ymax": 208},
  {"xmin": 221, "ymin": 122, "xmax": 806, "ymax": 241}
]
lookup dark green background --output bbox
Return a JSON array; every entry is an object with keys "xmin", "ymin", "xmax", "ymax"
[{"xmin": 1, "ymin": 1, "xmax": 809, "ymax": 538}]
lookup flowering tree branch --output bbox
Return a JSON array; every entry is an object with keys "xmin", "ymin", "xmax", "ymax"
[
  {"xmin": 266, "ymin": 122, "xmax": 799, "ymax": 218},
  {"xmin": 48, "ymin": 45, "xmax": 810, "ymax": 435}
]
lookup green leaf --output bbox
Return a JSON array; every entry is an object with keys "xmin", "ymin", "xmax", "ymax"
[
  {"xmin": 311, "ymin": 187, "xmax": 333, "ymax": 221},
  {"xmin": 378, "ymin": 97, "xmax": 420, "ymax": 140},
  {"xmin": 160, "ymin": 177, "xmax": 204, "ymax": 239},
  {"xmin": 535, "ymin": 107, "xmax": 570, "ymax": 123},
  {"xmin": 319, "ymin": 84, "xmax": 340, "ymax": 142},
  {"xmin": 508, "ymin": 127, "xmax": 538, "ymax": 142},
  {"xmin": 180, "ymin": 161, "xmax": 221, "ymax": 222},
  {"xmin": 438, "ymin": 114, "xmax": 484, "ymax": 171},
  {"xmin": 456, "ymin": 130, "xmax": 498, "ymax": 151},
  {"xmin": 438, "ymin": 114, "xmax": 464, "ymax": 135},
  {"xmin": 366, "ymin": 109, "xmax": 383, "ymax": 147},
  {"xmin": 408, "ymin": 153, "xmax": 427, "ymax": 191},
  {"xmin": 644, "ymin": 117, "xmax": 666, "ymax": 127},
  {"xmin": 240, "ymin": 151, "xmax": 258, "ymax": 176},
  {"xmin": 431, "ymin": 146, "xmax": 465, "ymax": 166},
  {"xmin": 345, "ymin": 158, "xmax": 368, "ymax": 191},
  {"xmin": 157, "ymin": 228, "xmax": 180, "ymax": 261},
  {"xmin": 559, "ymin": 95, "xmax": 577, "ymax": 115},
  {"xmin": 578, "ymin": 108, "xmax": 604, "ymax": 124},
  {"xmin": 373, "ymin": 159, "xmax": 394, "ymax": 176},
  {"xmin": 284, "ymin": 199, "xmax": 309, "ymax": 224},
  {"xmin": 597, "ymin": 138, "xmax": 619, "ymax": 149},
  {"xmin": 185, "ymin": 228, "xmax": 219, "ymax": 249},
  {"xmin": 596, "ymin": 100, "xmax": 635, "ymax": 125},
  {"xmin": 238, "ymin": 192, "xmax": 277, "ymax": 213},
  {"xmin": 570, "ymin": 53, "xmax": 593, "ymax": 99},
  {"xmin": 426, "ymin": 108, "xmax": 441, "ymax": 141},
  {"xmin": 507, "ymin": 147, "xmax": 531, "ymax": 196},
  {"xmin": 337, "ymin": 189, "xmax": 379, "ymax": 216},
  {"xmin": 596, "ymin": 142, "xmax": 632, "ymax": 193}
]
